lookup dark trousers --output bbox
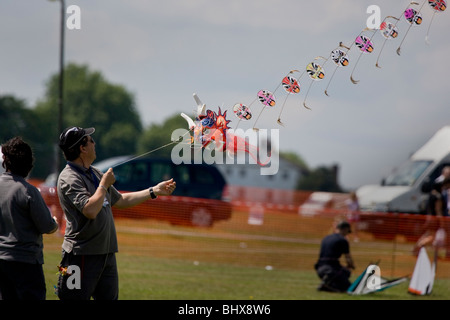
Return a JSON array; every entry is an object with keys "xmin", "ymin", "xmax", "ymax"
[
  {"xmin": 0, "ymin": 259, "xmax": 46, "ymax": 300},
  {"xmin": 57, "ymin": 251, "xmax": 118, "ymax": 300},
  {"xmin": 315, "ymin": 264, "xmax": 351, "ymax": 292}
]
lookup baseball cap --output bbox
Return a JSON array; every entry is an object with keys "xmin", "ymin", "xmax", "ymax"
[
  {"xmin": 337, "ymin": 220, "xmax": 352, "ymax": 233},
  {"xmin": 59, "ymin": 126, "xmax": 95, "ymax": 150}
]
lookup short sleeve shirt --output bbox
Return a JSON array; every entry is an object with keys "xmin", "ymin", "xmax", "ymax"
[
  {"xmin": 57, "ymin": 162, "xmax": 121, "ymax": 255},
  {"xmin": 316, "ymin": 233, "xmax": 350, "ymax": 269},
  {"xmin": 0, "ymin": 172, "xmax": 58, "ymax": 264}
]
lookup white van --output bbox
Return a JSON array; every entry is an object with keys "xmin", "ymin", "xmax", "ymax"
[
  {"xmin": 0, "ymin": 146, "xmax": 4, "ymax": 174},
  {"xmin": 357, "ymin": 125, "xmax": 450, "ymax": 214}
]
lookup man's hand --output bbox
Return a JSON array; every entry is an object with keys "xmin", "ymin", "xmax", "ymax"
[
  {"xmin": 345, "ymin": 253, "xmax": 355, "ymax": 270},
  {"xmin": 153, "ymin": 178, "xmax": 176, "ymax": 196},
  {"xmin": 100, "ymin": 168, "xmax": 116, "ymax": 188}
]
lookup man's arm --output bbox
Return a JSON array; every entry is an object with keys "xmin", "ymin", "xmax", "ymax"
[
  {"xmin": 114, "ymin": 178, "xmax": 176, "ymax": 209},
  {"xmin": 82, "ymin": 168, "xmax": 116, "ymax": 219},
  {"xmin": 47, "ymin": 217, "xmax": 59, "ymax": 234},
  {"xmin": 344, "ymin": 253, "xmax": 355, "ymax": 270}
]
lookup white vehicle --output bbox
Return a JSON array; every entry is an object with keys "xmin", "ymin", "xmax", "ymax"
[
  {"xmin": 0, "ymin": 147, "xmax": 4, "ymax": 174},
  {"xmin": 357, "ymin": 125, "xmax": 450, "ymax": 213}
]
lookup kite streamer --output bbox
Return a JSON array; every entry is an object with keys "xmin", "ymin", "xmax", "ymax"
[
  {"xmin": 349, "ymin": 29, "xmax": 375, "ymax": 84},
  {"xmin": 324, "ymin": 44, "xmax": 350, "ymax": 96},
  {"xmin": 302, "ymin": 59, "xmax": 326, "ymax": 109},
  {"xmin": 396, "ymin": 1, "xmax": 426, "ymax": 56},
  {"xmin": 174, "ymin": 1, "xmax": 447, "ymax": 154},
  {"xmin": 232, "ymin": 103, "xmax": 252, "ymax": 130},
  {"xmin": 120, "ymin": 1, "xmax": 447, "ymax": 170},
  {"xmin": 425, "ymin": 0, "xmax": 447, "ymax": 43},
  {"xmin": 252, "ymin": 89, "xmax": 276, "ymax": 131},
  {"xmin": 276, "ymin": 69, "xmax": 301, "ymax": 126},
  {"xmin": 374, "ymin": 16, "xmax": 400, "ymax": 68}
]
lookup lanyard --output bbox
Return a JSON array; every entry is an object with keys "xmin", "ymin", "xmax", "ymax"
[{"xmin": 67, "ymin": 162, "xmax": 100, "ymax": 189}]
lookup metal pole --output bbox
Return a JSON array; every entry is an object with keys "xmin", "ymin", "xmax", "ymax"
[{"xmin": 55, "ymin": 0, "xmax": 65, "ymax": 175}]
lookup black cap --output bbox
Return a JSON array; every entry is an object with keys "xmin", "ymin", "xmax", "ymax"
[
  {"xmin": 337, "ymin": 220, "xmax": 352, "ymax": 233},
  {"xmin": 59, "ymin": 126, "xmax": 95, "ymax": 150}
]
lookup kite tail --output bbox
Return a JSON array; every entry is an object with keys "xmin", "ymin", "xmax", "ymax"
[{"xmin": 225, "ymin": 132, "xmax": 270, "ymax": 166}]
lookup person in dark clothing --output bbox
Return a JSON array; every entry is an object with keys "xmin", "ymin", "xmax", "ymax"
[
  {"xmin": 314, "ymin": 220, "xmax": 355, "ymax": 292},
  {"xmin": 423, "ymin": 166, "xmax": 450, "ymax": 216},
  {"xmin": 0, "ymin": 137, "xmax": 58, "ymax": 300}
]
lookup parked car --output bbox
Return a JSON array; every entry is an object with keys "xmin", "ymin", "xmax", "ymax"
[
  {"xmin": 38, "ymin": 156, "xmax": 232, "ymax": 227},
  {"xmin": 297, "ymin": 192, "xmax": 348, "ymax": 216}
]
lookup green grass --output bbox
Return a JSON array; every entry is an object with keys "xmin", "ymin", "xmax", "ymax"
[
  {"xmin": 42, "ymin": 213, "xmax": 450, "ymax": 300},
  {"xmin": 43, "ymin": 251, "xmax": 450, "ymax": 300}
]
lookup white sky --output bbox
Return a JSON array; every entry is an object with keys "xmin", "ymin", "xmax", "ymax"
[{"xmin": 1, "ymin": 0, "xmax": 449, "ymax": 190}]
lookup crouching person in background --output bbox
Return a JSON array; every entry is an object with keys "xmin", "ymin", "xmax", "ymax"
[{"xmin": 314, "ymin": 220, "xmax": 355, "ymax": 293}]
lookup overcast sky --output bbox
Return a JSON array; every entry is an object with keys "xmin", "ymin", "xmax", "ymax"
[{"xmin": 1, "ymin": 0, "xmax": 449, "ymax": 190}]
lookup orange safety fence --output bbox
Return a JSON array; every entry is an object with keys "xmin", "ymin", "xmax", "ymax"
[{"xmin": 37, "ymin": 181, "xmax": 450, "ymax": 280}]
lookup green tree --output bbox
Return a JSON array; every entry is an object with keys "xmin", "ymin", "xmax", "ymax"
[
  {"xmin": 0, "ymin": 95, "xmax": 52, "ymax": 178},
  {"xmin": 1, "ymin": 95, "xmax": 31, "ymax": 141},
  {"xmin": 297, "ymin": 165, "xmax": 343, "ymax": 192},
  {"xmin": 34, "ymin": 63, "xmax": 143, "ymax": 174},
  {"xmin": 280, "ymin": 151, "xmax": 309, "ymax": 172},
  {"xmin": 138, "ymin": 112, "xmax": 189, "ymax": 159}
]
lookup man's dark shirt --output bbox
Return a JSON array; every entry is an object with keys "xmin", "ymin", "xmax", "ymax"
[{"xmin": 316, "ymin": 233, "xmax": 349, "ymax": 269}]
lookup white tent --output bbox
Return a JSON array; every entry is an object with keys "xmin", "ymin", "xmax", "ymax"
[
  {"xmin": 347, "ymin": 263, "xmax": 408, "ymax": 295},
  {"xmin": 408, "ymin": 247, "xmax": 436, "ymax": 295}
]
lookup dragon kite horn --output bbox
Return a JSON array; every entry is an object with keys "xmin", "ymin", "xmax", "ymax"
[{"xmin": 193, "ymin": 93, "xmax": 206, "ymax": 118}]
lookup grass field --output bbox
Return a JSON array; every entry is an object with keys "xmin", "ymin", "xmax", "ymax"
[{"xmin": 42, "ymin": 209, "xmax": 450, "ymax": 300}]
